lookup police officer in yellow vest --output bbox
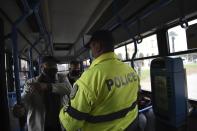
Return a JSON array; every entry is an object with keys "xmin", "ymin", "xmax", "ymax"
[{"xmin": 59, "ymin": 30, "xmax": 139, "ymax": 131}]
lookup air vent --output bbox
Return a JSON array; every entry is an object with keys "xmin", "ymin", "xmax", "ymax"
[{"xmin": 53, "ymin": 43, "xmax": 72, "ymax": 51}]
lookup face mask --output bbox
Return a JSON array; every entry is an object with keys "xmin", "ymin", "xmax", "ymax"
[
  {"xmin": 89, "ymin": 49, "xmax": 95, "ymax": 60},
  {"xmin": 43, "ymin": 68, "xmax": 57, "ymax": 78},
  {"xmin": 70, "ymin": 70, "xmax": 80, "ymax": 77}
]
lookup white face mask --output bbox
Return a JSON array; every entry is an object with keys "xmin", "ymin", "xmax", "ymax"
[{"xmin": 89, "ymin": 49, "xmax": 95, "ymax": 60}]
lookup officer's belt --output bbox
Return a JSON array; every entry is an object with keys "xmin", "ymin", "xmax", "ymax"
[{"xmin": 65, "ymin": 101, "xmax": 137, "ymax": 123}]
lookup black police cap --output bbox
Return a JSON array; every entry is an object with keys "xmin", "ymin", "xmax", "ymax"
[{"xmin": 85, "ymin": 30, "xmax": 114, "ymax": 48}]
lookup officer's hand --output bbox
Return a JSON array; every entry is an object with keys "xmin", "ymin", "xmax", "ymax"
[
  {"xmin": 62, "ymin": 95, "xmax": 69, "ymax": 111},
  {"xmin": 13, "ymin": 104, "xmax": 26, "ymax": 118}
]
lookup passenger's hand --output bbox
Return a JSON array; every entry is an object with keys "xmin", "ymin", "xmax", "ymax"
[{"xmin": 13, "ymin": 104, "xmax": 26, "ymax": 118}]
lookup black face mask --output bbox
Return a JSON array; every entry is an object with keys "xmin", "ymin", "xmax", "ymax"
[
  {"xmin": 43, "ymin": 68, "xmax": 58, "ymax": 78},
  {"xmin": 70, "ymin": 70, "xmax": 81, "ymax": 78}
]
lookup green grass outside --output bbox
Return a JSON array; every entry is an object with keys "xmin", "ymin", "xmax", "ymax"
[
  {"xmin": 138, "ymin": 69, "xmax": 150, "ymax": 80},
  {"xmin": 184, "ymin": 63, "xmax": 197, "ymax": 68},
  {"xmin": 184, "ymin": 63, "xmax": 197, "ymax": 75},
  {"xmin": 138, "ymin": 63, "xmax": 197, "ymax": 80}
]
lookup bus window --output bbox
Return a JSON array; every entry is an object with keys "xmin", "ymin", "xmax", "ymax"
[
  {"xmin": 20, "ymin": 59, "xmax": 29, "ymax": 88},
  {"xmin": 124, "ymin": 62, "xmax": 131, "ymax": 66},
  {"xmin": 168, "ymin": 26, "xmax": 187, "ymax": 53},
  {"xmin": 171, "ymin": 53, "xmax": 197, "ymax": 100},
  {"xmin": 134, "ymin": 59, "xmax": 153, "ymax": 92},
  {"xmin": 168, "ymin": 19, "xmax": 197, "ymax": 53},
  {"xmin": 115, "ymin": 46, "xmax": 126, "ymax": 60},
  {"xmin": 168, "ymin": 19, "xmax": 197, "ymax": 100},
  {"xmin": 83, "ymin": 59, "xmax": 91, "ymax": 70},
  {"xmin": 21, "ymin": 59, "xmax": 28, "ymax": 71},
  {"xmin": 86, "ymin": 59, "xmax": 91, "ymax": 67},
  {"xmin": 57, "ymin": 64, "xmax": 69, "ymax": 73},
  {"xmin": 126, "ymin": 34, "xmax": 158, "ymax": 59}
]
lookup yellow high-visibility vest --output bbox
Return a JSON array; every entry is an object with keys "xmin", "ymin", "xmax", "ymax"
[{"xmin": 60, "ymin": 52, "xmax": 139, "ymax": 131}]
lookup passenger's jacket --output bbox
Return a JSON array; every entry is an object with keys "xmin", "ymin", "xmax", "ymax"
[
  {"xmin": 59, "ymin": 52, "xmax": 139, "ymax": 131},
  {"xmin": 22, "ymin": 73, "xmax": 72, "ymax": 131}
]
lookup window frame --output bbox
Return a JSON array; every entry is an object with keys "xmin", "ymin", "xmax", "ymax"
[
  {"xmin": 114, "ymin": 45, "xmax": 127, "ymax": 60},
  {"xmin": 115, "ymin": 33, "xmax": 159, "ymax": 61},
  {"xmin": 114, "ymin": 33, "xmax": 159, "ymax": 92},
  {"xmin": 166, "ymin": 20, "xmax": 197, "ymax": 54},
  {"xmin": 113, "ymin": 17, "xmax": 197, "ymax": 98}
]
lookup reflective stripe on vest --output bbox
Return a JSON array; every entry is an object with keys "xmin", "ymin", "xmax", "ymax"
[{"xmin": 65, "ymin": 101, "xmax": 137, "ymax": 123}]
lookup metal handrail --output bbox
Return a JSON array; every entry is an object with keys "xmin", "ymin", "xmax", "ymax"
[
  {"xmin": 112, "ymin": 0, "xmax": 138, "ymax": 68},
  {"xmin": 11, "ymin": 1, "xmax": 50, "ymax": 130},
  {"xmin": 28, "ymin": 37, "xmax": 42, "ymax": 78}
]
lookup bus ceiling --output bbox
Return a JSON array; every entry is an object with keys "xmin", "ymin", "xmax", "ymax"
[{"xmin": 0, "ymin": 0, "xmax": 197, "ymax": 62}]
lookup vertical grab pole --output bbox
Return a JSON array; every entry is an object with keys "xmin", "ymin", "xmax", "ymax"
[
  {"xmin": 38, "ymin": 55, "xmax": 42, "ymax": 74},
  {"xmin": 0, "ymin": 18, "xmax": 11, "ymax": 131},
  {"xmin": 29, "ymin": 37, "xmax": 42, "ymax": 78},
  {"xmin": 12, "ymin": 27, "xmax": 21, "ymax": 105},
  {"xmin": 28, "ymin": 48, "xmax": 33, "ymax": 78},
  {"xmin": 12, "ymin": 26, "xmax": 25, "ymax": 131}
]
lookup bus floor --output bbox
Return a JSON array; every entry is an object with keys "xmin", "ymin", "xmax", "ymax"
[{"xmin": 141, "ymin": 109, "xmax": 197, "ymax": 131}]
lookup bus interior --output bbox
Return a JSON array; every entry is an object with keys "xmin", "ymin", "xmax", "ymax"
[{"xmin": 0, "ymin": 0, "xmax": 197, "ymax": 131}]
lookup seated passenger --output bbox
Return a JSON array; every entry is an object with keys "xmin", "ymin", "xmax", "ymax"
[
  {"xmin": 59, "ymin": 30, "xmax": 139, "ymax": 131},
  {"xmin": 13, "ymin": 56, "xmax": 72, "ymax": 131}
]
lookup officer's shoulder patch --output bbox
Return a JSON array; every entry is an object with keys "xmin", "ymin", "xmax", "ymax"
[{"xmin": 70, "ymin": 83, "xmax": 79, "ymax": 99}]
